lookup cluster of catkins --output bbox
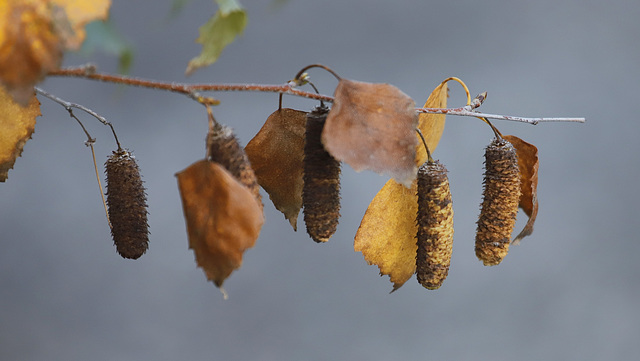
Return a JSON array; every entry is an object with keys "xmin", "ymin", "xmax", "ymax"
[
  {"xmin": 414, "ymin": 137, "xmax": 521, "ymax": 289},
  {"xmin": 104, "ymin": 120, "xmax": 265, "ymax": 260},
  {"xmin": 298, "ymin": 104, "xmax": 522, "ymax": 290}
]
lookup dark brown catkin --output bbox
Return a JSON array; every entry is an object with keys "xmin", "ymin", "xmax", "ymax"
[
  {"xmin": 105, "ymin": 149, "xmax": 149, "ymax": 259},
  {"xmin": 303, "ymin": 106, "xmax": 341, "ymax": 243},
  {"xmin": 416, "ymin": 160, "xmax": 454, "ymax": 289},
  {"xmin": 207, "ymin": 124, "xmax": 262, "ymax": 209},
  {"xmin": 475, "ymin": 137, "xmax": 521, "ymax": 266}
]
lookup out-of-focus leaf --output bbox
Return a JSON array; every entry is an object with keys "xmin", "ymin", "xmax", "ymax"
[
  {"xmin": 0, "ymin": 0, "xmax": 111, "ymax": 104},
  {"xmin": 185, "ymin": 0, "xmax": 247, "ymax": 75},
  {"xmin": 81, "ymin": 20, "xmax": 133, "ymax": 74},
  {"xmin": 322, "ymin": 79, "xmax": 418, "ymax": 188},
  {"xmin": 176, "ymin": 160, "xmax": 263, "ymax": 289},
  {"xmin": 0, "ymin": 0, "xmax": 63, "ymax": 104},
  {"xmin": 0, "ymin": 87, "xmax": 40, "ymax": 182},
  {"xmin": 354, "ymin": 81, "xmax": 448, "ymax": 291},
  {"xmin": 503, "ymin": 135, "xmax": 539, "ymax": 244},
  {"xmin": 51, "ymin": 0, "xmax": 111, "ymax": 50},
  {"xmin": 245, "ymin": 108, "xmax": 307, "ymax": 230}
]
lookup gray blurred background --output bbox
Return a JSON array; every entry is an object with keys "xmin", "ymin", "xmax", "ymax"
[{"xmin": 2, "ymin": 0, "xmax": 638, "ymax": 360}]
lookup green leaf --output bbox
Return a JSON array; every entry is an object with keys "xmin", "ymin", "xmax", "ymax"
[
  {"xmin": 186, "ymin": 1, "xmax": 247, "ymax": 75},
  {"xmin": 80, "ymin": 20, "xmax": 134, "ymax": 74}
]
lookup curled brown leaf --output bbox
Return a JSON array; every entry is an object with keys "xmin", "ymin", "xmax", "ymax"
[
  {"xmin": 245, "ymin": 108, "xmax": 307, "ymax": 230},
  {"xmin": 176, "ymin": 160, "xmax": 264, "ymax": 289}
]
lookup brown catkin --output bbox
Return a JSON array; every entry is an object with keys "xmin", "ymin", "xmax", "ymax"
[
  {"xmin": 207, "ymin": 124, "xmax": 263, "ymax": 209},
  {"xmin": 416, "ymin": 160, "xmax": 454, "ymax": 289},
  {"xmin": 303, "ymin": 106, "xmax": 341, "ymax": 243},
  {"xmin": 475, "ymin": 137, "xmax": 521, "ymax": 266},
  {"xmin": 105, "ymin": 149, "xmax": 149, "ymax": 259}
]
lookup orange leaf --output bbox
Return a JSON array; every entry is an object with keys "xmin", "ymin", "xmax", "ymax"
[
  {"xmin": 0, "ymin": 87, "xmax": 40, "ymax": 181},
  {"xmin": 245, "ymin": 108, "xmax": 307, "ymax": 230},
  {"xmin": 176, "ymin": 160, "xmax": 264, "ymax": 289},
  {"xmin": 354, "ymin": 81, "xmax": 448, "ymax": 291},
  {"xmin": 0, "ymin": 0, "xmax": 63, "ymax": 104},
  {"xmin": 503, "ymin": 135, "xmax": 539, "ymax": 244},
  {"xmin": 322, "ymin": 79, "xmax": 418, "ymax": 187}
]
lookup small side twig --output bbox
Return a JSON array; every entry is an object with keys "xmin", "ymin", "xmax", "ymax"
[
  {"xmin": 34, "ymin": 87, "xmax": 121, "ymax": 148},
  {"xmin": 34, "ymin": 87, "xmax": 113, "ymax": 229}
]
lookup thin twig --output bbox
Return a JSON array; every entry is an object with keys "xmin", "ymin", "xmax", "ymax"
[
  {"xmin": 34, "ymin": 87, "xmax": 122, "ymax": 148},
  {"xmin": 417, "ymin": 107, "xmax": 586, "ymax": 125},
  {"xmin": 34, "ymin": 87, "xmax": 113, "ymax": 228}
]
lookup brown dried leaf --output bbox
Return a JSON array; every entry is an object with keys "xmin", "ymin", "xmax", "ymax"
[
  {"xmin": 245, "ymin": 108, "xmax": 307, "ymax": 230},
  {"xmin": 354, "ymin": 82, "xmax": 448, "ymax": 291},
  {"xmin": 322, "ymin": 79, "xmax": 418, "ymax": 187},
  {"xmin": 176, "ymin": 160, "xmax": 264, "ymax": 288},
  {"xmin": 503, "ymin": 135, "xmax": 539, "ymax": 244},
  {"xmin": 0, "ymin": 0, "xmax": 63, "ymax": 105},
  {"xmin": 0, "ymin": 87, "xmax": 40, "ymax": 181}
]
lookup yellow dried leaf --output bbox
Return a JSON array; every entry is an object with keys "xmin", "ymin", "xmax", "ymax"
[
  {"xmin": 415, "ymin": 81, "xmax": 448, "ymax": 165},
  {"xmin": 0, "ymin": 87, "xmax": 40, "ymax": 182},
  {"xmin": 0, "ymin": 0, "xmax": 63, "ymax": 104},
  {"xmin": 354, "ymin": 81, "xmax": 448, "ymax": 291},
  {"xmin": 51, "ymin": 0, "xmax": 111, "ymax": 50},
  {"xmin": 0, "ymin": 0, "xmax": 110, "ymax": 104},
  {"xmin": 354, "ymin": 179, "xmax": 418, "ymax": 290}
]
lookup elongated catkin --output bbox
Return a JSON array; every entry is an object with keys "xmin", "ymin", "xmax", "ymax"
[
  {"xmin": 105, "ymin": 149, "xmax": 149, "ymax": 259},
  {"xmin": 303, "ymin": 106, "xmax": 341, "ymax": 243},
  {"xmin": 416, "ymin": 160, "xmax": 454, "ymax": 289},
  {"xmin": 475, "ymin": 138, "xmax": 521, "ymax": 266},
  {"xmin": 207, "ymin": 123, "xmax": 262, "ymax": 208}
]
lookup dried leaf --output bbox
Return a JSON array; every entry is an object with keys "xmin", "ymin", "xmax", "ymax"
[
  {"xmin": 185, "ymin": 0, "xmax": 247, "ymax": 75},
  {"xmin": 0, "ymin": 87, "xmax": 40, "ymax": 182},
  {"xmin": 415, "ymin": 82, "xmax": 448, "ymax": 164},
  {"xmin": 354, "ymin": 180, "xmax": 418, "ymax": 291},
  {"xmin": 176, "ymin": 160, "xmax": 263, "ymax": 288},
  {"xmin": 354, "ymin": 82, "xmax": 448, "ymax": 291},
  {"xmin": 322, "ymin": 79, "xmax": 418, "ymax": 188},
  {"xmin": 245, "ymin": 108, "xmax": 307, "ymax": 230},
  {"xmin": 0, "ymin": 0, "xmax": 63, "ymax": 104},
  {"xmin": 503, "ymin": 135, "xmax": 539, "ymax": 244},
  {"xmin": 51, "ymin": 0, "xmax": 112, "ymax": 50},
  {"xmin": 0, "ymin": 0, "xmax": 111, "ymax": 104}
]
